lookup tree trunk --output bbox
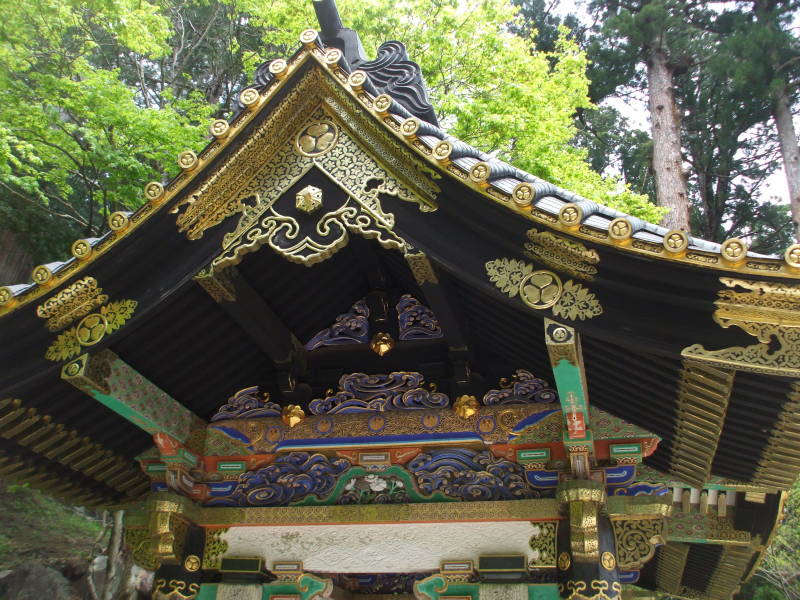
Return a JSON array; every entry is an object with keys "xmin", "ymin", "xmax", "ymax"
[
  {"xmin": 102, "ymin": 510, "xmax": 125, "ymax": 600},
  {"xmin": 647, "ymin": 48, "xmax": 690, "ymax": 231},
  {"xmin": 773, "ymin": 86, "xmax": 800, "ymax": 241}
]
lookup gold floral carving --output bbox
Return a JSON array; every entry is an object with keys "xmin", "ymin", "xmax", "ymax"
[
  {"xmin": 202, "ymin": 527, "xmax": 229, "ymax": 570},
  {"xmin": 45, "ymin": 299, "xmax": 137, "ymax": 361},
  {"xmin": 486, "ymin": 258, "xmax": 602, "ymax": 321},
  {"xmin": 36, "ymin": 277, "xmax": 108, "ymax": 331},
  {"xmin": 528, "ymin": 521, "xmax": 558, "ymax": 568},
  {"xmin": 525, "ymin": 228, "xmax": 599, "ymax": 281},
  {"xmin": 153, "ymin": 579, "xmax": 200, "ymax": 600},
  {"xmin": 611, "ymin": 518, "xmax": 665, "ymax": 570},
  {"xmin": 682, "ymin": 278, "xmax": 800, "ymax": 376},
  {"xmin": 559, "ymin": 581, "xmax": 622, "ymax": 600}
]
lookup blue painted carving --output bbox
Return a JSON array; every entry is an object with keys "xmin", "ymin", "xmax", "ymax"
[
  {"xmin": 610, "ymin": 482, "xmax": 670, "ymax": 497},
  {"xmin": 309, "ymin": 372, "xmax": 450, "ymax": 415},
  {"xmin": 397, "ymin": 295, "xmax": 443, "ymax": 340},
  {"xmin": 305, "ymin": 299, "xmax": 369, "ymax": 350},
  {"xmin": 211, "ymin": 386, "xmax": 281, "ymax": 421},
  {"xmin": 483, "ymin": 369, "xmax": 558, "ymax": 405},
  {"xmin": 408, "ymin": 448, "xmax": 543, "ymax": 501},
  {"xmin": 205, "ymin": 452, "xmax": 351, "ymax": 506}
]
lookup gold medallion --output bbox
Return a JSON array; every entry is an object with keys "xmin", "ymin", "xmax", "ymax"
[
  {"xmin": 558, "ymin": 552, "xmax": 571, "ymax": 571},
  {"xmin": 601, "ymin": 551, "xmax": 616, "ymax": 570}
]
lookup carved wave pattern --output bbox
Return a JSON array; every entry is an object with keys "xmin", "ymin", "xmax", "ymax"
[
  {"xmin": 205, "ymin": 452, "xmax": 351, "ymax": 507},
  {"xmin": 305, "ymin": 299, "xmax": 370, "ymax": 350},
  {"xmin": 409, "ymin": 448, "xmax": 540, "ymax": 501},
  {"xmin": 360, "ymin": 41, "xmax": 438, "ymax": 125},
  {"xmin": 309, "ymin": 372, "xmax": 450, "ymax": 415},
  {"xmin": 211, "ymin": 386, "xmax": 281, "ymax": 421},
  {"xmin": 397, "ymin": 294, "xmax": 443, "ymax": 340},
  {"xmin": 483, "ymin": 369, "xmax": 558, "ymax": 405}
]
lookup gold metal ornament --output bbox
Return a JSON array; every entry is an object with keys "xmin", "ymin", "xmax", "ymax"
[
  {"xmin": 558, "ymin": 204, "xmax": 582, "ymax": 227},
  {"xmin": 145, "ymin": 181, "xmax": 165, "ymax": 201},
  {"xmin": 300, "ymin": 29, "xmax": 318, "ymax": 46},
  {"xmin": 404, "ymin": 251, "xmax": 439, "ymax": 286},
  {"xmin": 269, "ymin": 58, "xmax": 288, "ymax": 79},
  {"xmin": 373, "ymin": 94, "xmax": 392, "ymax": 112},
  {"xmin": 32, "ymin": 265, "xmax": 53, "ymax": 285},
  {"xmin": 608, "ymin": 218, "xmax": 632, "ymax": 242},
  {"xmin": 295, "ymin": 185, "xmax": 323, "ymax": 214},
  {"xmin": 721, "ymin": 238, "xmax": 748, "ymax": 263},
  {"xmin": 282, "ymin": 405, "xmax": 305, "ymax": 428},
  {"xmin": 785, "ymin": 243, "xmax": 800, "ymax": 268},
  {"xmin": 682, "ymin": 277, "xmax": 800, "ymax": 376},
  {"xmin": 71, "ymin": 239, "xmax": 92, "ymax": 260},
  {"xmin": 295, "ymin": 121, "xmax": 338, "ymax": 156},
  {"xmin": 348, "ymin": 70, "xmax": 367, "ymax": 89},
  {"xmin": 524, "ymin": 228, "xmax": 600, "ymax": 281},
  {"xmin": 209, "ymin": 119, "xmax": 230, "ymax": 139},
  {"xmin": 108, "ymin": 212, "xmax": 130, "ymax": 232},
  {"xmin": 239, "ymin": 87, "xmax": 260, "ymax": 109},
  {"xmin": 37, "ymin": 276, "xmax": 108, "ymax": 331},
  {"xmin": 519, "ymin": 270, "xmax": 563, "ymax": 310},
  {"xmin": 512, "ymin": 183, "xmax": 534, "ymax": 207},
  {"xmin": 401, "ymin": 117, "xmax": 420, "ymax": 137},
  {"xmin": 469, "ymin": 162, "xmax": 490, "ymax": 184},
  {"xmin": 0, "ymin": 287, "xmax": 13, "ymax": 307},
  {"xmin": 453, "ymin": 395, "xmax": 479, "ymax": 419},
  {"xmin": 486, "ymin": 258, "xmax": 602, "ymax": 321},
  {"xmin": 183, "ymin": 555, "xmax": 201, "ymax": 572},
  {"xmin": 324, "ymin": 48, "xmax": 342, "ymax": 65},
  {"xmin": 76, "ymin": 313, "xmax": 108, "ymax": 346},
  {"xmin": 663, "ymin": 229, "xmax": 689, "ymax": 253},
  {"xmin": 370, "ymin": 332, "xmax": 395, "ymax": 357},
  {"xmin": 433, "ymin": 140, "xmax": 453, "ymax": 161},
  {"xmin": 600, "ymin": 552, "xmax": 616, "ymax": 571},
  {"xmin": 178, "ymin": 151, "xmax": 199, "ymax": 171},
  {"xmin": 528, "ymin": 522, "xmax": 558, "ymax": 568},
  {"xmin": 558, "ymin": 552, "xmax": 571, "ymax": 571},
  {"xmin": 45, "ymin": 299, "xmax": 137, "ymax": 361}
]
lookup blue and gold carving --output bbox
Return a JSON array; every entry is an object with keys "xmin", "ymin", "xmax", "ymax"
[
  {"xmin": 305, "ymin": 299, "xmax": 369, "ymax": 350},
  {"xmin": 211, "ymin": 386, "xmax": 281, "ymax": 421},
  {"xmin": 483, "ymin": 370, "xmax": 558, "ymax": 405},
  {"xmin": 206, "ymin": 452, "xmax": 349, "ymax": 506},
  {"xmin": 397, "ymin": 294, "xmax": 443, "ymax": 340},
  {"xmin": 308, "ymin": 372, "xmax": 450, "ymax": 415},
  {"xmin": 409, "ymin": 449, "xmax": 541, "ymax": 501}
]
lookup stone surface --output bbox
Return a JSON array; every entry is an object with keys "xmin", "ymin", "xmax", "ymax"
[
  {"xmin": 1, "ymin": 563, "xmax": 70, "ymax": 600},
  {"xmin": 223, "ymin": 521, "xmax": 537, "ymax": 573}
]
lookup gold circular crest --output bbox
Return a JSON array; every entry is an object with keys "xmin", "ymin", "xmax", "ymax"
[
  {"xmin": 433, "ymin": 140, "xmax": 452, "ymax": 161},
  {"xmin": 401, "ymin": 118, "xmax": 420, "ymax": 136},
  {"xmin": 209, "ymin": 119, "xmax": 230, "ymax": 139},
  {"xmin": 184, "ymin": 555, "xmax": 201, "ymax": 572},
  {"xmin": 295, "ymin": 121, "xmax": 339, "ymax": 157},
  {"xmin": 559, "ymin": 203, "xmax": 582, "ymax": 226},
  {"xmin": 721, "ymin": 237, "xmax": 747, "ymax": 262},
  {"xmin": 300, "ymin": 29, "xmax": 318, "ymax": 45},
  {"xmin": 269, "ymin": 58, "xmax": 288, "ymax": 76},
  {"xmin": 469, "ymin": 162, "xmax": 490, "ymax": 183},
  {"xmin": 348, "ymin": 70, "xmax": 367, "ymax": 88},
  {"xmin": 71, "ymin": 239, "xmax": 92, "ymax": 259},
  {"xmin": 32, "ymin": 265, "xmax": 53, "ymax": 285},
  {"xmin": 601, "ymin": 551, "xmax": 616, "ymax": 570},
  {"xmin": 239, "ymin": 87, "xmax": 260, "ymax": 108},
  {"xmin": 76, "ymin": 313, "xmax": 108, "ymax": 346},
  {"xmin": 177, "ymin": 150, "xmax": 198, "ymax": 171},
  {"xmin": 63, "ymin": 359, "xmax": 82, "ymax": 377},
  {"xmin": 374, "ymin": 94, "xmax": 392, "ymax": 112},
  {"xmin": 784, "ymin": 243, "xmax": 800, "ymax": 268},
  {"xmin": 552, "ymin": 326, "xmax": 570, "ymax": 342},
  {"xmin": 324, "ymin": 48, "xmax": 342, "ymax": 64},
  {"xmin": 519, "ymin": 270, "xmax": 563, "ymax": 310},
  {"xmin": 108, "ymin": 211, "xmax": 129, "ymax": 231},
  {"xmin": 608, "ymin": 217, "xmax": 632, "ymax": 241},
  {"xmin": 512, "ymin": 183, "xmax": 534, "ymax": 207},
  {"xmin": 663, "ymin": 229, "xmax": 689, "ymax": 253},
  {"xmin": 0, "ymin": 287, "xmax": 12, "ymax": 306},
  {"xmin": 558, "ymin": 552, "xmax": 571, "ymax": 571}
]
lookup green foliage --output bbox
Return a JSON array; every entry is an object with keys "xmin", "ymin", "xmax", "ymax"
[
  {"xmin": 0, "ymin": 482, "xmax": 103, "ymax": 570},
  {"xmin": 0, "ymin": 0, "xmax": 665, "ymax": 269}
]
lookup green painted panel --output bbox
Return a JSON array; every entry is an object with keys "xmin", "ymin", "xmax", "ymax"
[
  {"xmin": 529, "ymin": 584, "xmax": 560, "ymax": 600},
  {"xmin": 197, "ymin": 583, "xmax": 218, "ymax": 600}
]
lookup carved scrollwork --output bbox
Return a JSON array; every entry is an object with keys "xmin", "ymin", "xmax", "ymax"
[{"xmin": 611, "ymin": 518, "xmax": 665, "ymax": 570}]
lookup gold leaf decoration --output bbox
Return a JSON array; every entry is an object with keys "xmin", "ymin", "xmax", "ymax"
[
  {"xmin": 525, "ymin": 228, "xmax": 599, "ymax": 280},
  {"xmin": 552, "ymin": 280, "xmax": 603, "ymax": 321},
  {"xmin": 486, "ymin": 258, "xmax": 603, "ymax": 321},
  {"xmin": 45, "ymin": 327, "xmax": 82, "ymax": 361},
  {"xmin": 485, "ymin": 258, "xmax": 533, "ymax": 298},
  {"xmin": 101, "ymin": 300, "xmax": 138, "ymax": 332}
]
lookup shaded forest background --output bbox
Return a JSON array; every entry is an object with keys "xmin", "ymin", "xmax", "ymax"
[{"xmin": 0, "ymin": 0, "xmax": 799, "ymax": 598}]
